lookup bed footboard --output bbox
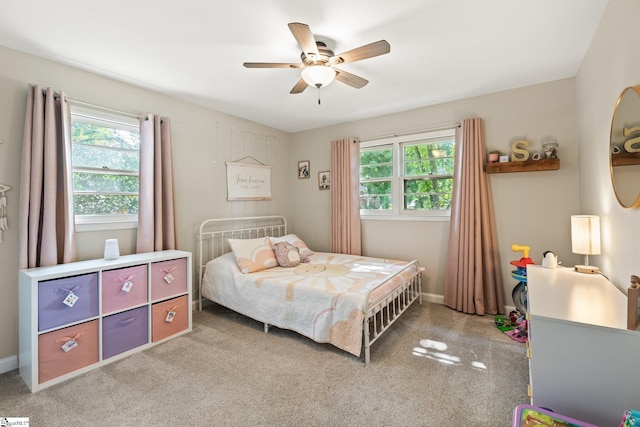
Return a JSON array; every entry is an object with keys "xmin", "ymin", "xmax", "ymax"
[{"xmin": 363, "ymin": 263, "xmax": 422, "ymax": 364}]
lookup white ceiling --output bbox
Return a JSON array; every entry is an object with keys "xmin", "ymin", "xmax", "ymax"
[{"xmin": 0, "ymin": 0, "xmax": 608, "ymax": 133}]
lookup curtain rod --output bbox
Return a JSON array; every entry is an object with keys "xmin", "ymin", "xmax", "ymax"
[
  {"xmin": 361, "ymin": 122, "xmax": 461, "ymax": 142},
  {"xmin": 46, "ymin": 89, "xmax": 142, "ymax": 119}
]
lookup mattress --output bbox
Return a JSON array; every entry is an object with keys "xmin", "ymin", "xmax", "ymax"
[{"xmin": 201, "ymin": 251, "xmax": 420, "ymax": 356}]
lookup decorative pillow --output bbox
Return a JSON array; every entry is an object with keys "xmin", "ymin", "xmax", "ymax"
[
  {"xmin": 227, "ymin": 237, "xmax": 277, "ymax": 274},
  {"xmin": 273, "ymin": 242, "xmax": 301, "ymax": 268},
  {"xmin": 269, "ymin": 234, "xmax": 314, "ymax": 259}
]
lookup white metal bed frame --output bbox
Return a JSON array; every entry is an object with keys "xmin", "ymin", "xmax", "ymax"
[{"xmin": 197, "ymin": 215, "xmax": 422, "ymax": 363}]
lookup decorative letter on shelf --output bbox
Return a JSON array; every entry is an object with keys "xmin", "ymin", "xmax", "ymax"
[
  {"xmin": 511, "ymin": 139, "xmax": 530, "ymax": 162},
  {"xmin": 225, "ymin": 162, "xmax": 272, "ymax": 201}
]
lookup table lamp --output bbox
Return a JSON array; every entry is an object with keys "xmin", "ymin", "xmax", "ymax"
[{"xmin": 571, "ymin": 215, "xmax": 600, "ymax": 274}]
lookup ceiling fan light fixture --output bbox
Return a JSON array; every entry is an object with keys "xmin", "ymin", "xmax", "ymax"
[{"xmin": 301, "ymin": 65, "xmax": 336, "ymax": 88}]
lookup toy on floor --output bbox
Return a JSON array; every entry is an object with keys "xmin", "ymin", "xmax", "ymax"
[
  {"xmin": 497, "ymin": 245, "xmax": 534, "ymax": 343},
  {"xmin": 512, "ymin": 404, "xmax": 599, "ymax": 427},
  {"xmin": 511, "ymin": 244, "xmax": 534, "ymax": 314},
  {"xmin": 621, "ymin": 409, "xmax": 640, "ymax": 426}
]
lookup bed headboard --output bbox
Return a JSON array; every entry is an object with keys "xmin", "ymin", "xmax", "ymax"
[{"xmin": 196, "ymin": 215, "xmax": 287, "ymax": 292}]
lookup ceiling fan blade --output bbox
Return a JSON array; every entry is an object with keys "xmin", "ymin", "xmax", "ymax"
[
  {"xmin": 288, "ymin": 22, "xmax": 320, "ymax": 61},
  {"xmin": 334, "ymin": 68, "xmax": 369, "ymax": 89},
  {"xmin": 243, "ymin": 62, "xmax": 302, "ymax": 69},
  {"xmin": 331, "ymin": 40, "xmax": 390, "ymax": 65},
  {"xmin": 290, "ymin": 78, "xmax": 308, "ymax": 94}
]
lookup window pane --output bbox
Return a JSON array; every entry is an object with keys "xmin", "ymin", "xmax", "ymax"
[
  {"xmin": 72, "ymin": 144, "xmax": 139, "ymax": 171},
  {"xmin": 404, "ymin": 193, "xmax": 452, "ymax": 210},
  {"xmin": 404, "ymin": 140, "xmax": 454, "ymax": 177},
  {"xmin": 74, "ymin": 194, "xmax": 139, "ymax": 215},
  {"xmin": 404, "ymin": 178, "xmax": 453, "ymax": 210},
  {"xmin": 72, "ymin": 121, "xmax": 139, "ymax": 150},
  {"xmin": 73, "ymin": 172, "xmax": 138, "ymax": 193},
  {"xmin": 360, "ymin": 147, "xmax": 393, "ymax": 179},
  {"xmin": 360, "ymin": 181, "xmax": 392, "ymax": 210}
]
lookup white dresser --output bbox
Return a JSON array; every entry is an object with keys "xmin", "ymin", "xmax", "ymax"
[
  {"xmin": 527, "ymin": 265, "xmax": 638, "ymax": 426},
  {"xmin": 19, "ymin": 250, "xmax": 192, "ymax": 392}
]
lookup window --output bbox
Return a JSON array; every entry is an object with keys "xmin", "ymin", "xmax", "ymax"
[
  {"xmin": 70, "ymin": 106, "xmax": 140, "ymax": 230},
  {"xmin": 360, "ymin": 129, "xmax": 456, "ymax": 218}
]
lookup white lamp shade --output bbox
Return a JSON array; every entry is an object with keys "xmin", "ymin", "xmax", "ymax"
[
  {"xmin": 301, "ymin": 65, "xmax": 336, "ymax": 88},
  {"xmin": 571, "ymin": 215, "xmax": 601, "ymax": 255}
]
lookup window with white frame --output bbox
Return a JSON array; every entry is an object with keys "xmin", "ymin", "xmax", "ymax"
[
  {"xmin": 359, "ymin": 129, "xmax": 456, "ymax": 217},
  {"xmin": 70, "ymin": 106, "xmax": 140, "ymax": 230}
]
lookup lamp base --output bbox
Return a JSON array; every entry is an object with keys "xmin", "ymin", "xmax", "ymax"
[{"xmin": 575, "ymin": 264, "xmax": 599, "ymax": 274}]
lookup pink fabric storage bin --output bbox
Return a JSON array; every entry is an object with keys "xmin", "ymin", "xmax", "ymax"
[
  {"xmin": 101, "ymin": 264, "xmax": 148, "ymax": 314},
  {"xmin": 38, "ymin": 319, "xmax": 99, "ymax": 384},
  {"xmin": 102, "ymin": 306, "xmax": 149, "ymax": 359},
  {"xmin": 150, "ymin": 258, "xmax": 187, "ymax": 301},
  {"xmin": 151, "ymin": 295, "xmax": 189, "ymax": 342},
  {"xmin": 38, "ymin": 273, "xmax": 99, "ymax": 331}
]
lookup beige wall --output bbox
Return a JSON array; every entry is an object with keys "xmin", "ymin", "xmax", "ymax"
[
  {"xmin": 576, "ymin": 0, "xmax": 640, "ymax": 290},
  {"xmin": 290, "ymin": 78, "xmax": 582, "ymax": 302},
  {"xmin": 0, "ymin": 46, "xmax": 293, "ymax": 363},
  {"xmin": 3, "ymin": 0, "xmax": 638, "ymax": 368}
]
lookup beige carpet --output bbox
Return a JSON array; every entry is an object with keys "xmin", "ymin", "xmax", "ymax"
[{"xmin": 0, "ymin": 302, "xmax": 529, "ymax": 426}]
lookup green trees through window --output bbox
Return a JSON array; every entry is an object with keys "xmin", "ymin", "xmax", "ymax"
[
  {"xmin": 71, "ymin": 113, "xmax": 140, "ymax": 217},
  {"xmin": 359, "ymin": 131, "xmax": 455, "ymax": 215}
]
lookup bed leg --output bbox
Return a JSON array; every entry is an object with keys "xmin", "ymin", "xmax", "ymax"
[
  {"xmin": 264, "ymin": 323, "xmax": 270, "ymax": 333},
  {"xmin": 364, "ymin": 318, "xmax": 371, "ymax": 364}
]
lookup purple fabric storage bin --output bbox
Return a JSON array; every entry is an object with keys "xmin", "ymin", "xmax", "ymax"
[
  {"xmin": 102, "ymin": 306, "xmax": 149, "ymax": 359},
  {"xmin": 38, "ymin": 273, "xmax": 99, "ymax": 331}
]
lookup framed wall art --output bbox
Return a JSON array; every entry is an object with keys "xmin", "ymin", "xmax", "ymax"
[
  {"xmin": 298, "ymin": 160, "xmax": 310, "ymax": 179},
  {"xmin": 225, "ymin": 162, "xmax": 272, "ymax": 201},
  {"xmin": 318, "ymin": 171, "xmax": 330, "ymax": 190}
]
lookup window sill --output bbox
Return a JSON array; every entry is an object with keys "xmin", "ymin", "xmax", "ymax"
[
  {"xmin": 75, "ymin": 217, "xmax": 137, "ymax": 232},
  {"xmin": 360, "ymin": 214, "xmax": 450, "ymax": 222}
]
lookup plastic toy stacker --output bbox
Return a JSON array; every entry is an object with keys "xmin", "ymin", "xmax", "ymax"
[{"xmin": 510, "ymin": 244, "xmax": 534, "ymax": 313}]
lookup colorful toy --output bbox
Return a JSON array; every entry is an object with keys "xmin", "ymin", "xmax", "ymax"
[{"xmin": 510, "ymin": 244, "xmax": 534, "ymax": 314}]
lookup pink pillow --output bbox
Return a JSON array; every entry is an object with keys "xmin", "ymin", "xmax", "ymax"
[
  {"xmin": 273, "ymin": 242, "xmax": 301, "ymax": 267},
  {"xmin": 269, "ymin": 234, "xmax": 313, "ymax": 259},
  {"xmin": 228, "ymin": 237, "xmax": 277, "ymax": 273}
]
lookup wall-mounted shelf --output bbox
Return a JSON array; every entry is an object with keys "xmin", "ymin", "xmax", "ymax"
[
  {"xmin": 486, "ymin": 158, "xmax": 559, "ymax": 174},
  {"xmin": 611, "ymin": 152, "xmax": 640, "ymax": 166}
]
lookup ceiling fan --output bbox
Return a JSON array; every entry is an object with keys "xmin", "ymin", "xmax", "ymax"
[{"xmin": 243, "ymin": 22, "xmax": 390, "ymax": 102}]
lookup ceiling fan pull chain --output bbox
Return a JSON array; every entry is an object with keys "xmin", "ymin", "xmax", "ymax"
[{"xmin": 317, "ymin": 87, "xmax": 321, "ymax": 105}]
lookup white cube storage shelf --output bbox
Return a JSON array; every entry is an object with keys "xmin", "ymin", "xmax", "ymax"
[{"xmin": 19, "ymin": 250, "xmax": 192, "ymax": 392}]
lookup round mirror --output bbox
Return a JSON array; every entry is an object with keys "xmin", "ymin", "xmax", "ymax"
[{"xmin": 610, "ymin": 86, "xmax": 640, "ymax": 208}]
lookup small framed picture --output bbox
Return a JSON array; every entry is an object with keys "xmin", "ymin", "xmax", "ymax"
[
  {"xmin": 298, "ymin": 160, "xmax": 310, "ymax": 179},
  {"xmin": 318, "ymin": 171, "xmax": 330, "ymax": 190}
]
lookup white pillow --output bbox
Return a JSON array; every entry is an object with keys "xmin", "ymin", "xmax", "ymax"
[
  {"xmin": 227, "ymin": 237, "xmax": 277, "ymax": 274},
  {"xmin": 269, "ymin": 234, "xmax": 314, "ymax": 259}
]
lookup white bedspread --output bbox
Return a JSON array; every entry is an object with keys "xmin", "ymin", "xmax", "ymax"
[{"xmin": 201, "ymin": 252, "xmax": 420, "ymax": 356}]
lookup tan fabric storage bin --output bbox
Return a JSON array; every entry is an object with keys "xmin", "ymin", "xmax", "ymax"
[
  {"xmin": 37, "ymin": 319, "xmax": 99, "ymax": 384},
  {"xmin": 151, "ymin": 295, "xmax": 188, "ymax": 342}
]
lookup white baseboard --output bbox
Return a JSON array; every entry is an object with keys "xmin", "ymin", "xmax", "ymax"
[
  {"xmin": 0, "ymin": 355, "xmax": 18, "ymax": 374},
  {"xmin": 422, "ymin": 293, "xmax": 517, "ymax": 314},
  {"xmin": 422, "ymin": 292, "xmax": 444, "ymax": 304}
]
